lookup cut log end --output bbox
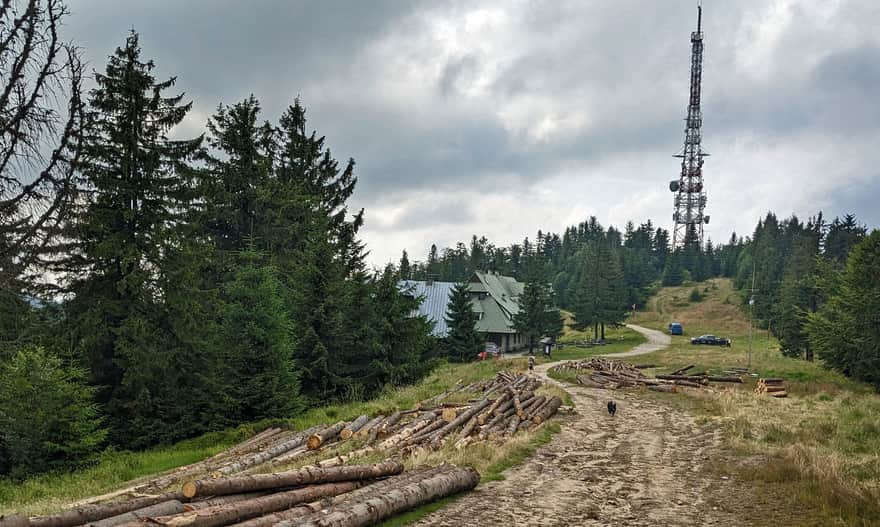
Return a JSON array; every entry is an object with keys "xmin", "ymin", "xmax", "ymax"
[
  {"xmin": 182, "ymin": 481, "xmax": 198, "ymax": 499},
  {"xmin": 339, "ymin": 429, "xmax": 354, "ymax": 440},
  {"xmin": 306, "ymin": 435, "xmax": 322, "ymax": 450},
  {"xmin": 441, "ymin": 408, "xmax": 458, "ymax": 422}
]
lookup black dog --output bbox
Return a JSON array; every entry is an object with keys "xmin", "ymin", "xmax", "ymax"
[{"xmin": 607, "ymin": 400, "xmax": 617, "ymax": 416}]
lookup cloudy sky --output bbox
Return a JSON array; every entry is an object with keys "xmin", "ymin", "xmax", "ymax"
[{"xmin": 67, "ymin": 0, "xmax": 880, "ymax": 266}]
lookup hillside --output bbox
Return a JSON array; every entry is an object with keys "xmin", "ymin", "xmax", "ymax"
[{"xmin": 628, "ymin": 278, "xmax": 880, "ymax": 526}]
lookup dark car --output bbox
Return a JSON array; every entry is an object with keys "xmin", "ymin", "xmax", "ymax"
[{"xmin": 690, "ymin": 334, "xmax": 731, "ymax": 346}]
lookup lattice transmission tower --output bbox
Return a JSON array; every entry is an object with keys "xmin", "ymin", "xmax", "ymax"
[{"xmin": 670, "ymin": 4, "xmax": 709, "ymax": 249}]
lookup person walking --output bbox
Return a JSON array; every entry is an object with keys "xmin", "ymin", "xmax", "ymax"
[{"xmin": 528, "ymin": 352, "xmax": 536, "ymax": 372}]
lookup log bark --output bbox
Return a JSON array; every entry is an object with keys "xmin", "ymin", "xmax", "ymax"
[
  {"xmin": 0, "ymin": 516, "xmax": 28, "ymax": 527},
  {"xmin": 482, "ymin": 392, "xmax": 510, "ymax": 421},
  {"xmin": 150, "ymin": 482, "xmax": 362, "ymax": 527},
  {"xmin": 531, "ymin": 396, "xmax": 562, "ymax": 424},
  {"xmin": 378, "ymin": 412, "xmax": 403, "ymax": 438},
  {"xmin": 29, "ymin": 493, "xmax": 185, "ymax": 527},
  {"xmin": 505, "ymin": 415, "xmax": 521, "ymax": 437},
  {"xmin": 510, "ymin": 389, "xmax": 523, "ymax": 418},
  {"xmin": 184, "ymin": 494, "xmax": 269, "ymax": 511},
  {"xmin": 705, "ymin": 376, "xmax": 743, "ymax": 383},
  {"xmin": 649, "ymin": 385, "xmax": 677, "ymax": 393},
  {"xmin": 282, "ymin": 466, "xmax": 480, "ymax": 527},
  {"xmin": 307, "ymin": 422, "xmax": 346, "ymax": 450},
  {"xmin": 669, "ymin": 364, "xmax": 695, "ymax": 375},
  {"xmin": 182, "ymin": 461, "xmax": 404, "ymax": 498},
  {"xmin": 354, "ymin": 416, "xmax": 383, "ymax": 439},
  {"xmin": 427, "ymin": 399, "xmax": 491, "ymax": 443},
  {"xmin": 88, "ymin": 501, "xmax": 185, "ymax": 527},
  {"xmin": 215, "ymin": 427, "xmax": 320, "ymax": 475},
  {"xmin": 339, "ymin": 416, "xmax": 370, "ymax": 440},
  {"xmin": 521, "ymin": 396, "xmax": 545, "ymax": 419}
]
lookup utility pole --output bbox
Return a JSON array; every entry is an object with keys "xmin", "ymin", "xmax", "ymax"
[{"xmin": 748, "ymin": 263, "xmax": 756, "ymax": 369}]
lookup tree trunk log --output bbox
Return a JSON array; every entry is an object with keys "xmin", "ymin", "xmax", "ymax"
[
  {"xmin": 215, "ymin": 427, "xmax": 320, "ymax": 475},
  {"xmin": 307, "ymin": 422, "xmax": 346, "ymax": 450},
  {"xmin": 0, "ymin": 516, "xmax": 28, "ymax": 527},
  {"xmin": 505, "ymin": 415, "xmax": 521, "ymax": 437},
  {"xmin": 282, "ymin": 466, "xmax": 479, "ymax": 527},
  {"xmin": 521, "ymin": 396, "xmax": 545, "ymax": 419},
  {"xmin": 29, "ymin": 494, "xmax": 185, "ymax": 527},
  {"xmin": 531, "ymin": 396, "xmax": 562, "ymax": 424},
  {"xmin": 440, "ymin": 407, "xmax": 459, "ymax": 423},
  {"xmin": 509, "ymin": 389, "xmax": 523, "ymax": 418},
  {"xmin": 88, "ymin": 501, "xmax": 185, "ymax": 527},
  {"xmin": 182, "ymin": 461, "xmax": 403, "ymax": 499},
  {"xmin": 148, "ymin": 482, "xmax": 362, "ymax": 527},
  {"xmin": 354, "ymin": 417, "xmax": 383, "ymax": 439},
  {"xmin": 184, "ymin": 494, "xmax": 269, "ymax": 511},
  {"xmin": 339, "ymin": 416, "xmax": 370, "ymax": 440},
  {"xmin": 669, "ymin": 364, "xmax": 695, "ymax": 375},
  {"xmin": 427, "ymin": 399, "xmax": 491, "ymax": 443}
]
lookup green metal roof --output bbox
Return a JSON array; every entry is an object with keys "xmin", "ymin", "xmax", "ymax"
[{"xmin": 468, "ymin": 271, "xmax": 523, "ymax": 334}]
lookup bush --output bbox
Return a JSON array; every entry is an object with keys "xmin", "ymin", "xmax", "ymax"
[
  {"xmin": 689, "ymin": 288, "xmax": 705, "ymax": 302},
  {"xmin": 0, "ymin": 347, "xmax": 106, "ymax": 477}
]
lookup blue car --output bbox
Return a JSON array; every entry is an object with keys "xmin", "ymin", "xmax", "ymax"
[{"xmin": 669, "ymin": 322, "xmax": 683, "ymax": 335}]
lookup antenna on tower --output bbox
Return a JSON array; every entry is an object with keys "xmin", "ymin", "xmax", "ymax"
[{"xmin": 669, "ymin": 4, "xmax": 709, "ymax": 250}]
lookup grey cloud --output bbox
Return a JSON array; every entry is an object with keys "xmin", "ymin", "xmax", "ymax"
[{"xmin": 63, "ymin": 0, "xmax": 880, "ymax": 265}]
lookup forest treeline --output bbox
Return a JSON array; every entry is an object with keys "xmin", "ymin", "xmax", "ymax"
[
  {"xmin": 406, "ymin": 212, "xmax": 879, "ymax": 389},
  {"xmin": 1, "ymin": 18, "xmax": 437, "ymax": 478}
]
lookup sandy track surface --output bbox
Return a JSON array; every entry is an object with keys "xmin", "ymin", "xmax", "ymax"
[
  {"xmin": 601, "ymin": 324, "xmax": 671, "ymax": 358},
  {"xmin": 413, "ymin": 356, "xmax": 740, "ymax": 526}
]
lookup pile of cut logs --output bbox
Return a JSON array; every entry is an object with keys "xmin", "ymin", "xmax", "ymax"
[
  {"xmin": 322, "ymin": 371, "xmax": 562, "ymax": 460},
  {"xmin": 1, "ymin": 370, "xmax": 562, "ymax": 527},
  {"xmin": 1, "ymin": 461, "xmax": 478, "ymax": 527},
  {"xmin": 755, "ymin": 378, "xmax": 787, "ymax": 398},
  {"xmin": 552, "ymin": 359, "xmax": 744, "ymax": 392}
]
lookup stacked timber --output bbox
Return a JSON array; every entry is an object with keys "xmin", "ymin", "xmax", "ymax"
[
  {"xmin": 553, "ymin": 359, "xmax": 745, "ymax": 391},
  {"xmin": 755, "ymin": 378, "xmax": 787, "ymax": 398},
  {"xmin": 8, "ymin": 462, "xmax": 478, "ymax": 527},
  {"xmin": 553, "ymin": 358, "xmax": 654, "ymax": 389},
  {"xmin": 5, "ymin": 370, "xmax": 561, "ymax": 527}
]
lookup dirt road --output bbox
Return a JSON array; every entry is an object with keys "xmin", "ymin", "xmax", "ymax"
[
  {"xmin": 601, "ymin": 324, "xmax": 671, "ymax": 358},
  {"xmin": 413, "ymin": 348, "xmax": 739, "ymax": 526}
]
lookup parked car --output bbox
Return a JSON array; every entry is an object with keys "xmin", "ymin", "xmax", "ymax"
[
  {"xmin": 478, "ymin": 342, "xmax": 501, "ymax": 360},
  {"xmin": 690, "ymin": 334, "xmax": 731, "ymax": 346},
  {"xmin": 669, "ymin": 322, "xmax": 683, "ymax": 335}
]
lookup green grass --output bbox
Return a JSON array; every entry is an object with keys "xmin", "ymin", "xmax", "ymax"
[
  {"xmin": 547, "ymin": 317, "xmax": 647, "ymax": 362},
  {"xmin": 0, "ymin": 359, "xmax": 515, "ymax": 516}
]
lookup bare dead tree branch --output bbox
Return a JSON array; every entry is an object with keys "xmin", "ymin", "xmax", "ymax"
[{"xmin": 0, "ymin": 0, "xmax": 84, "ymax": 276}]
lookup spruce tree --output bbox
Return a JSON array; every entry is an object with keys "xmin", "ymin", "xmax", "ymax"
[
  {"xmin": 444, "ymin": 282, "xmax": 482, "ymax": 362},
  {"xmin": 807, "ymin": 230, "xmax": 880, "ymax": 387},
  {"xmin": 513, "ymin": 275, "xmax": 555, "ymax": 353},
  {"xmin": 218, "ymin": 248, "xmax": 303, "ymax": 423},
  {"xmin": 662, "ymin": 250, "xmax": 684, "ymax": 286},
  {"xmin": 51, "ymin": 32, "xmax": 204, "ymax": 445},
  {"xmin": 0, "ymin": 347, "xmax": 106, "ymax": 477}
]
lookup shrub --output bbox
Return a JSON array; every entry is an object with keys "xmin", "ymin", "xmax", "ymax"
[
  {"xmin": 689, "ymin": 288, "xmax": 705, "ymax": 302},
  {"xmin": 0, "ymin": 347, "xmax": 106, "ymax": 477}
]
